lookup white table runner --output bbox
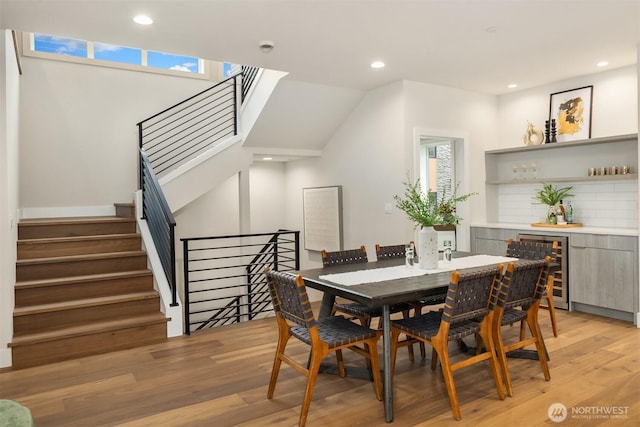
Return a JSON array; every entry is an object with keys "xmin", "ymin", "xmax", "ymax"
[{"xmin": 318, "ymin": 254, "xmax": 517, "ymax": 286}]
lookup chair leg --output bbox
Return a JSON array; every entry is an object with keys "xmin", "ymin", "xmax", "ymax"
[
  {"xmin": 526, "ymin": 310, "xmax": 551, "ymax": 381},
  {"xmin": 335, "ymin": 349, "xmax": 346, "ymax": 377},
  {"xmin": 366, "ymin": 337, "xmax": 383, "ymax": 401},
  {"xmin": 299, "ymin": 348, "xmax": 325, "ymax": 427},
  {"xmin": 268, "ymin": 319, "xmax": 291, "ymax": 399},
  {"xmin": 432, "ymin": 339, "xmax": 461, "ymax": 420},
  {"xmin": 478, "ymin": 324, "xmax": 506, "ymax": 401},
  {"xmin": 492, "ymin": 322, "xmax": 513, "ymax": 397},
  {"xmin": 430, "ymin": 347, "xmax": 438, "ymax": 370},
  {"xmin": 545, "ymin": 294, "xmax": 559, "ymax": 337}
]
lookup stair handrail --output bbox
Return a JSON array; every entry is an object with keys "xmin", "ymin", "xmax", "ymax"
[
  {"xmin": 139, "ymin": 147, "xmax": 178, "ymax": 307},
  {"xmin": 136, "ymin": 65, "xmax": 261, "ymax": 315}
]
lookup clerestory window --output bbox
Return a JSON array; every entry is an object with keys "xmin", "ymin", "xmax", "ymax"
[{"xmin": 24, "ymin": 33, "xmax": 210, "ymax": 79}]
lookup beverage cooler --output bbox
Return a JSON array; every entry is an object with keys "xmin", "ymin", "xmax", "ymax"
[{"xmin": 518, "ymin": 233, "xmax": 569, "ymax": 310}]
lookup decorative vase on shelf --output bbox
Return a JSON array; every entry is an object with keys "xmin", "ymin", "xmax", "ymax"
[{"xmin": 418, "ymin": 226, "xmax": 439, "ymax": 270}]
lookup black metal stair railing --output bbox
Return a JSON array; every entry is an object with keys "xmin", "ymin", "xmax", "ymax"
[
  {"xmin": 139, "ymin": 148, "xmax": 178, "ymax": 306},
  {"xmin": 135, "ymin": 65, "xmax": 261, "ymax": 313},
  {"xmin": 182, "ymin": 230, "xmax": 300, "ymax": 334},
  {"xmin": 137, "ymin": 74, "xmax": 239, "ymax": 178}
]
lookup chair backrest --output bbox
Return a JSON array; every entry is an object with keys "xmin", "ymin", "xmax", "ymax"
[
  {"xmin": 321, "ymin": 245, "xmax": 368, "ymax": 268},
  {"xmin": 266, "ymin": 270, "xmax": 316, "ymax": 329},
  {"xmin": 375, "ymin": 243, "xmax": 406, "ymax": 260},
  {"xmin": 441, "ymin": 265, "xmax": 503, "ymax": 324},
  {"xmin": 497, "ymin": 258, "xmax": 550, "ymax": 309},
  {"xmin": 506, "ymin": 238, "xmax": 558, "ymax": 262}
]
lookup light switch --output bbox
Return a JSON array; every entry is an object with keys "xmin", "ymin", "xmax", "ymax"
[{"xmin": 384, "ymin": 203, "xmax": 393, "ymax": 214}]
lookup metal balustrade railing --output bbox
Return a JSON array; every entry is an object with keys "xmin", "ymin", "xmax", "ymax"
[
  {"xmin": 182, "ymin": 230, "xmax": 300, "ymax": 334},
  {"xmin": 137, "ymin": 75, "xmax": 238, "ymax": 178},
  {"xmin": 136, "ymin": 65, "xmax": 261, "ymax": 313},
  {"xmin": 140, "ymin": 148, "xmax": 178, "ymax": 306}
]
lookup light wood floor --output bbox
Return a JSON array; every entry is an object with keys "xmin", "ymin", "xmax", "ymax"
[{"xmin": 1, "ymin": 307, "xmax": 639, "ymax": 426}]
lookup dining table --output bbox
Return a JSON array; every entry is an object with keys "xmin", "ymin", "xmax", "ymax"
[{"xmin": 296, "ymin": 252, "xmax": 518, "ymax": 423}]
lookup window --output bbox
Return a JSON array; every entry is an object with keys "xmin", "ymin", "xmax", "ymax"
[
  {"xmin": 26, "ymin": 32, "xmax": 207, "ymax": 79},
  {"xmin": 94, "ymin": 42, "xmax": 141, "ymax": 65},
  {"xmin": 420, "ymin": 138, "xmax": 455, "ymax": 203},
  {"xmin": 34, "ymin": 34, "xmax": 87, "ymax": 57}
]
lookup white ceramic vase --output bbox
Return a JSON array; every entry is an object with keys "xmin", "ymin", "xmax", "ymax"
[{"xmin": 418, "ymin": 226, "xmax": 439, "ymax": 270}]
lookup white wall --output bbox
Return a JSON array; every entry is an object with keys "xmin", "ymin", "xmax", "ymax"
[
  {"xmin": 1, "ymin": 30, "xmax": 21, "ymax": 367},
  {"xmin": 19, "ymin": 56, "xmax": 213, "ymax": 214},
  {"xmin": 285, "ymin": 80, "xmax": 500, "ymax": 271},
  {"xmin": 250, "ymin": 161, "xmax": 287, "ymax": 233},
  {"xmin": 285, "ymin": 82, "xmax": 406, "ymax": 269},
  {"xmin": 495, "ymin": 65, "xmax": 639, "ymax": 227},
  {"xmin": 497, "ymin": 65, "xmax": 638, "ymax": 147}
]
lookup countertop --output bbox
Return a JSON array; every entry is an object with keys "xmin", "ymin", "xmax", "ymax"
[{"xmin": 471, "ymin": 223, "xmax": 638, "ymax": 237}]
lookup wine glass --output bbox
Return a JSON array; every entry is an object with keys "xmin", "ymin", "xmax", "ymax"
[
  {"xmin": 512, "ymin": 163, "xmax": 519, "ymax": 180},
  {"xmin": 520, "ymin": 162, "xmax": 528, "ymax": 180},
  {"xmin": 530, "ymin": 162, "xmax": 537, "ymax": 179}
]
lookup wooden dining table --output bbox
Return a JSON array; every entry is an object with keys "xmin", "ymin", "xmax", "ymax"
[{"xmin": 296, "ymin": 252, "xmax": 512, "ymax": 423}]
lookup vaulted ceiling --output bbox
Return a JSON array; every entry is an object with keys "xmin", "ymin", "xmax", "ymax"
[{"xmin": 2, "ymin": 0, "xmax": 638, "ymax": 158}]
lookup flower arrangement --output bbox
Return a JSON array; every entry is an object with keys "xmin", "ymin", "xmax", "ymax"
[{"xmin": 394, "ymin": 178, "xmax": 477, "ymax": 228}]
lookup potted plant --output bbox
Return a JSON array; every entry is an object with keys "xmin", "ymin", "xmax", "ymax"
[
  {"xmin": 394, "ymin": 178, "xmax": 476, "ymax": 268},
  {"xmin": 533, "ymin": 183, "xmax": 574, "ymax": 223}
]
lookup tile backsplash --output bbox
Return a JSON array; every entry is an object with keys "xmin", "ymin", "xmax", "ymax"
[{"xmin": 498, "ymin": 182, "xmax": 638, "ymax": 228}]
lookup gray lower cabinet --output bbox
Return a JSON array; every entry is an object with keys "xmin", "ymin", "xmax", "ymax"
[
  {"xmin": 569, "ymin": 234, "xmax": 638, "ymax": 321},
  {"xmin": 470, "ymin": 227, "xmax": 520, "ymax": 256}
]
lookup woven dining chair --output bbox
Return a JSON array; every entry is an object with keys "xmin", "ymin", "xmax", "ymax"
[
  {"xmin": 390, "ymin": 266, "xmax": 506, "ymax": 420},
  {"xmin": 265, "ymin": 269, "xmax": 383, "ymax": 427},
  {"xmin": 492, "ymin": 258, "xmax": 552, "ymax": 396},
  {"xmin": 324, "ymin": 245, "xmax": 417, "ymax": 360},
  {"xmin": 506, "ymin": 238, "xmax": 560, "ymax": 337}
]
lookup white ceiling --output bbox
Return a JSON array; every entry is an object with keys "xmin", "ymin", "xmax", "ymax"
[
  {"xmin": 2, "ymin": 0, "xmax": 639, "ymax": 160},
  {"xmin": 2, "ymin": 0, "xmax": 638, "ymax": 95}
]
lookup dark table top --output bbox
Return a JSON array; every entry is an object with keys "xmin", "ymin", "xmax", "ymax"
[{"xmin": 297, "ymin": 256, "xmax": 462, "ymax": 308}]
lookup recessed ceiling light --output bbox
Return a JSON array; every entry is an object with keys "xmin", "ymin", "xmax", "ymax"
[
  {"xmin": 485, "ymin": 27, "xmax": 497, "ymax": 33},
  {"xmin": 370, "ymin": 61, "xmax": 385, "ymax": 69},
  {"xmin": 133, "ymin": 15, "xmax": 153, "ymax": 25},
  {"xmin": 507, "ymin": 83, "xmax": 518, "ymax": 89},
  {"xmin": 597, "ymin": 61, "xmax": 609, "ymax": 67}
]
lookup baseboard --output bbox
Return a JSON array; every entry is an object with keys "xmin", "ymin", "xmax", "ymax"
[
  {"xmin": 0, "ymin": 347, "xmax": 12, "ymax": 368},
  {"xmin": 20, "ymin": 205, "xmax": 116, "ymax": 220}
]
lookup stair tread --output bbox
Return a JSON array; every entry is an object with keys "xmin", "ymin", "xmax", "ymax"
[
  {"xmin": 17, "ymin": 233, "xmax": 140, "ymax": 244},
  {"xmin": 16, "ymin": 250, "xmax": 147, "ymax": 265},
  {"xmin": 14, "ymin": 291, "xmax": 160, "ymax": 316},
  {"xmin": 10, "ymin": 313, "xmax": 169, "ymax": 346},
  {"xmin": 15, "ymin": 270, "xmax": 153, "ymax": 289}
]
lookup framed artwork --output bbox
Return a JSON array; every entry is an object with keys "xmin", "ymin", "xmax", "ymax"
[
  {"xmin": 302, "ymin": 186, "xmax": 343, "ymax": 251},
  {"xmin": 549, "ymin": 85, "xmax": 593, "ymax": 142}
]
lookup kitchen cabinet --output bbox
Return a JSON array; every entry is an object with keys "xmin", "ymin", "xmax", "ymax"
[
  {"xmin": 569, "ymin": 233, "xmax": 638, "ymax": 322},
  {"xmin": 470, "ymin": 226, "xmax": 520, "ymax": 256}
]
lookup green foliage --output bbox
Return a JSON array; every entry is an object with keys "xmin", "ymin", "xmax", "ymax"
[
  {"xmin": 394, "ymin": 178, "xmax": 477, "ymax": 228},
  {"xmin": 533, "ymin": 183, "xmax": 574, "ymax": 206}
]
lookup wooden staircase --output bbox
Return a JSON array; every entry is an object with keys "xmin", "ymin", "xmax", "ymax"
[{"xmin": 10, "ymin": 204, "xmax": 169, "ymax": 369}]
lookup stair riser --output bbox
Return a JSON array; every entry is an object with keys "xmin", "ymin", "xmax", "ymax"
[
  {"xmin": 15, "ymin": 274, "xmax": 154, "ymax": 306},
  {"xmin": 14, "ymin": 297, "xmax": 161, "ymax": 334},
  {"xmin": 18, "ymin": 221, "xmax": 136, "ymax": 240},
  {"xmin": 11, "ymin": 322, "xmax": 167, "ymax": 369},
  {"xmin": 16, "ymin": 255, "xmax": 148, "ymax": 281},
  {"xmin": 17, "ymin": 236, "xmax": 142, "ymax": 259}
]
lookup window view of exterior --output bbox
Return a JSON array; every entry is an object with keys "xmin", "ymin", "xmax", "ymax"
[
  {"xmin": 94, "ymin": 42, "xmax": 141, "ymax": 65},
  {"xmin": 32, "ymin": 33, "xmax": 202, "ymax": 74},
  {"xmin": 34, "ymin": 34, "xmax": 87, "ymax": 57}
]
